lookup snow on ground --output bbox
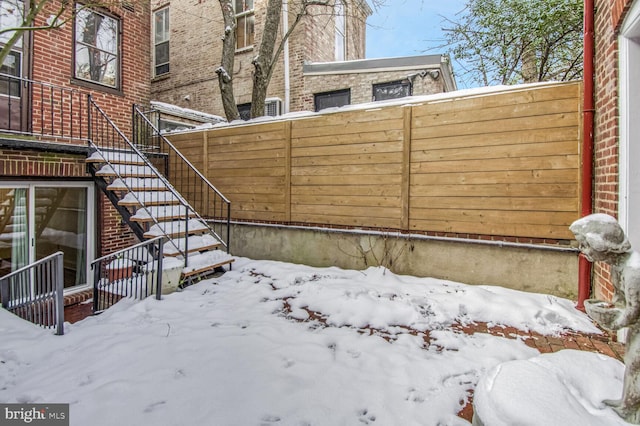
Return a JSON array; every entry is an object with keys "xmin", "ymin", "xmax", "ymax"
[{"xmin": 0, "ymin": 258, "xmax": 626, "ymax": 426}]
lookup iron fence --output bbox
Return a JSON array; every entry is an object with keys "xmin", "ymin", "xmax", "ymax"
[
  {"xmin": 91, "ymin": 236, "xmax": 164, "ymax": 314},
  {"xmin": 0, "ymin": 73, "xmax": 88, "ymax": 142},
  {"xmin": 0, "ymin": 251, "xmax": 65, "ymax": 335}
]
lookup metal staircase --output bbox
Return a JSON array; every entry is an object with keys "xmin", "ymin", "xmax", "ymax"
[{"xmin": 86, "ymin": 99, "xmax": 233, "ymax": 287}]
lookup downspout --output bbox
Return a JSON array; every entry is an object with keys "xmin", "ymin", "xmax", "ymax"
[
  {"xmin": 577, "ymin": 0, "xmax": 595, "ymax": 310},
  {"xmin": 283, "ymin": 0, "xmax": 291, "ymax": 114}
]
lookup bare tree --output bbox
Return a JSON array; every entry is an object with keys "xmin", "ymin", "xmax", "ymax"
[
  {"xmin": 218, "ymin": 0, "xmax": 371, "ymax": 121},
  {"xmin": 216, "ymin": 0, "xmax": 240, "ymax": 121}
]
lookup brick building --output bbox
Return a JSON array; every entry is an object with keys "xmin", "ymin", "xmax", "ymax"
[
  {"xmin": 591, "ymin": 0, "xmax": 639, "ymax": 300},
  {"xmin": 149, "ymin": 0, "xmax": 455, "ymax": 121},
  {"xmin": 0, "ymin": 0, "xmax": 151, "ymax": 318}
]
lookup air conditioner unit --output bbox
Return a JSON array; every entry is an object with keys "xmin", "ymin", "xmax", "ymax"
[{"xmin": 264, "ymin": 98, "xmax": 282, "ymax": 117}]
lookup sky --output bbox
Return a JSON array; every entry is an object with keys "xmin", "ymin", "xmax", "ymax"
[
  {"xmin": 0, "ymin": 256, "xmax": 629, "ymax": 425},
  {"xmin": 365, "ymin": 0, "xmax": 467, "ymax": 60}
]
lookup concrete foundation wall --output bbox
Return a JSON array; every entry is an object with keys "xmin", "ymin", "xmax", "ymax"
[{"xmin": 229, "ymin": 223, "xmax": 580, "ymax": 300}]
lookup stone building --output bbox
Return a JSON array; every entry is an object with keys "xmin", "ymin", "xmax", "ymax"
[{"xmin": 149, "ymin": 0, "xmax": 456, "ymax": 121}]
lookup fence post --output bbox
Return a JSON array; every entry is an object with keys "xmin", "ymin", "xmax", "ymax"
[
  {"xmin": 155, "ymin": 239, "xmax": 164, "ymax": 300},
  {"xmin": 54, "ymin": 253, "xmax": 65, "ymax": 336},
  {"xmin": 0, "ymin": 277, "xmax": 8, "ymax": 309}
]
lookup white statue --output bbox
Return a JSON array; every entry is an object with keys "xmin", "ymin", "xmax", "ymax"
[{"xmin": 570, "ymin": 213, "xmax": 640, "ymax": 423}]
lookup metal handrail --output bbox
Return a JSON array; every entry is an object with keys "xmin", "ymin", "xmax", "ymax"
[
  {"xmin": 91, "ymin": 236, "xmax": 164, "ymax": 313},
  {"xmin": 88, "ymin": 97, "xmax": 188, "ymax": 258},
  {"xmin": 0, "ymin": 251, "xmax": 65, "ymax": 335},
  {"xmin": 133, "ymin": 105, "xmax": 231, "ymax": 253}
]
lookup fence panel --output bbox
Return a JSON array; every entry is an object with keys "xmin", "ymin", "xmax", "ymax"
[
  {"xmin": 409, "ymin": 82, "xmax": 581, "ymax": 239},
  {"xmin": 290, "ymin": 107, "xmax": 406, "ymax": 229}
]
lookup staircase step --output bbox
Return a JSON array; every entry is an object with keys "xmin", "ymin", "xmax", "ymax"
[
  {"xmin": 131, "ymin": 205, "xmax": 196, "ymax": 223},
  {"xmin": 96, "ymin": 164, "xmax": 158, "ymax": 178},
  {"xmin": 164, "ymin": 234, "xmax": 222, "ymax": 257},
  {"xmin": 143, "ymin": 219, "xmax": 209, "ymax": 239},
  {"xmin": 107, "ymin": 177, "xmax": 169, "ymax": 192},
  {"xmin": 119, "ymin": 191, "xmax": 181, "ymax": 207},
  {"xmin": 87, "ymin": 150, "xmax": 146, "ymax": 165},
  {"xmin": 181, "ymin": 251, "xmax": 235, "ymax": 278}
]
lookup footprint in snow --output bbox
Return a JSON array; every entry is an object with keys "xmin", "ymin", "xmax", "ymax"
[
  {"xmin": 260, "ymin": 414, "xmax": 281, "ymax": 424},
  {"xmin": 143, "ymin": 400, "xmax": 166, "ymax": 413},
  {"xmin": 357, "ymin": 408, "xmax": 376, "ymax": 424}
]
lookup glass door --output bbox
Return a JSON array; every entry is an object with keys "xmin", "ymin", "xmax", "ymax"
[{"xmin": 0, "ymin": 182, "xmax": 95, "ymax": 289}]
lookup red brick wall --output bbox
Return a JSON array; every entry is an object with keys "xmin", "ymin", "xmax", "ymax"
[
  {"xmin": 30, "ymin": 0, "xmax": 150, "ymax": 137},
  {"xmin": 592, "ymin": 0, "xmax": 635, "ymax": 300},
  {"xmin": 0, "ymin": 147, "xmax": 138, "ymax": 257}
]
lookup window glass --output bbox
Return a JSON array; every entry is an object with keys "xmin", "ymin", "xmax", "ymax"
[
  {"xmin": 74, "ymin": 5, "xmax": 120, "ymax": 88},
  {"xmin": 335, "ymin": 0, "xmax": 345, "ymax": 61},
  {"xmin": 372, "ymin": 80, "xmax": 412, "ymax": 101},
  {"xmin": 234, "ymin": 0, "xmax": 254, "ymax": 49},
  {"xmin": 237, "ymin": 102, "xmax": 251, "ymax": 120},
  {"xmin": 314, "ymin": 89, "xmax": 350, "ymax": 112},
  {"xmin": 0, "ymin": 184, "xmax": 93, "ymax": 289},
  {"xmin": 154, "ymin": 7, "xmax": 169, "ymax": 76},
  {"xmin": 0, "ymin": 0, "xmax": 24, "ymax": 47},
  {"xmin": 0, "ymin": 50, "xmax": 21, "ymax": 96}
]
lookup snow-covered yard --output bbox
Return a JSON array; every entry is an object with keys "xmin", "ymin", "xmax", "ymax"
[{"xmin": 0, "ymin": 258, "xmax": 629, "ymax": 425}]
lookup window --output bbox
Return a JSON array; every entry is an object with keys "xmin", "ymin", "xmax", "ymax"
[
  {"xmin": 74, "ymin": 5, "xmax": 120, "ymax": 88},
  {"xmin": 153, "ymin": 7, "xmax": 169, "ymax": 76},
  {"xmin": 314, "ymin": 89, "xmax": 350, "ymax": 112},
  {"xmin": 237, "ymin": 102, "xmax": 251, "ymax": 120},
  {"xmin": 0, "ymin": 50, "xmax": 21, "ymax": 96},
  {"xmin": 1, "ymin": 0, "xmax": 23, "ymax": 96},
  {"xmin": 372, "ymin": 80, "xmax": 412, "ymax": 102},
  {"xmin": 234, "ymin": 0, "xmax": 254, "ymax": 50},
  {"xmin": 334, "ymin": 0, "xmax": 346, "ymax": 61}
]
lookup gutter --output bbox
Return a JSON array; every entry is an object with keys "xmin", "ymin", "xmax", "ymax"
[{"xmin": 577, "ymin": 0, "xmax": 595, "ymax": 310}]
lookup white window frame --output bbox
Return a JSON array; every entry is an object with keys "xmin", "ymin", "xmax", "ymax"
[
  {"xmin": 619, "ymin": 0, "xmax": 640, "ymax": 248},
  {"xmin": 0, "ymin": 181, "xmax": 96, "ymax": 292},
  {"xmin": 334, "ymin": 0, "xmax": 346, "ymax": 61},
  {"xmin": 234, "ymin": 0, "xmax": 254, "ymax": 51},
  {"xmin": 153, "ymin": 6, "xmax": 170, "ymax": 77}
]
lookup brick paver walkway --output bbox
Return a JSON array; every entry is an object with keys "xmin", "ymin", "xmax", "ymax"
[{"xmin": 453, "ymin": 321, "xmax": 624, "ymax": 421}]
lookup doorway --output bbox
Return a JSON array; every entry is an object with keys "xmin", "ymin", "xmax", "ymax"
[{"xmin": 0, "ymin": 182, "xmax": 95, "ymax": 290}]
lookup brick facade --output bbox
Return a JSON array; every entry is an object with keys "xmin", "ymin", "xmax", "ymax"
[
  {"xmin": 0, "ymin": 0, "xmax": 150, "ymax": 324},
  {"xmin": 150, "ymin": 0, "xmax": 379, "ymax": 117},
  {"xmin": 30, "ymin": 0, "xmax": 151, "ymax": 135},
  {"xmin": 592, "ymin": 0, "xmax": 635, "ymax": 300}
]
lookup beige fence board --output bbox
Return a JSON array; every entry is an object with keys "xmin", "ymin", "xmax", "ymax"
[
  {"xmin": 412, "ymin": 141, "xmax": 577, "ymax": 163},
  {"xmin": 411, "ymin": 169, "xmax": 579, "ymax": 185},
  {"xmin": 411, "ymin": 196, "xmax": 578, "ymax": 212},
  {"xmin": 410, "ymin": 183, "xmax": 578, "ymax": 198}
]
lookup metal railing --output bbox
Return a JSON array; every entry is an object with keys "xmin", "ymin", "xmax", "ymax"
[
  {"xmin": 87, "ymin": 97, "xmax": 189, "ymax": 259},
  {"xmin": 133, "ymin": 105, "xmax": 231, "ymax": 253},
  {"xmin": 0, "ymin": 73, "xmax": 89, "ymax": 142},
  {"xmin": 0, "ymin": 252, "xmax": 65, "ymax": 335},
  {"xmin": 91, "ymin": 237, "xmax": 164, "ymax": 314}
]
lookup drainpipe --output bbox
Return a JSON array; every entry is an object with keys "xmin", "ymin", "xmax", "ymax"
[
  {"xmin": 283, "ymin": 0, "xmax": 291, "ymax": 114},
  {"xmin": 577, "ymin": 0, "xmax": 595, "ymax": 310}
]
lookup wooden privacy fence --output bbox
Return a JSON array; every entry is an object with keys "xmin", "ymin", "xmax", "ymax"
[{"xmin": 167, "ymin": 81, "xmax": 582, "ymax": 241}]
